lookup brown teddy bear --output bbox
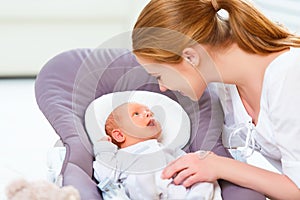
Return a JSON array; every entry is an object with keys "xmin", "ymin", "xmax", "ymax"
[{"xmin": 5, "ymin": 179, "xmax": 80, "ymax": 200}]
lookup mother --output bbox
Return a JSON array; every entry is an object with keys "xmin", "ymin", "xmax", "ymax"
[{"xmin": 132, "ymin": 0, "xmax": 300, "ymax": 199}]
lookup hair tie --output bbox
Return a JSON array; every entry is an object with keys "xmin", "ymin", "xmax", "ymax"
[{"xmin": 211, "ymin": 0, "xmax": 220, "ymax": 11}]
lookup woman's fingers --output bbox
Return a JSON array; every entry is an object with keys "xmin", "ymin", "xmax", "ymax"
[
  {"xmin": 172, "ymin": 168, "xmax": 195, "ymax": 185},
  {"xmin": 162, "ymin": 153, "xmax": 199, "ymax": 179},
  {"xmin": 161, "ymin": 156, "xmax": 188, "ymax": 179},
  {"xmin": 182, "ymin": 173, "xmax": 202, "ymax": 187},
  {"xmin": 162, "ymin": 152, "xmax": 218, "ymax": 187}
]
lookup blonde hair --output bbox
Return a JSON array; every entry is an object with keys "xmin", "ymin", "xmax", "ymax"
[{"xmin": 132, "ymin": 0, "xmax": 300, "ymax": 63}]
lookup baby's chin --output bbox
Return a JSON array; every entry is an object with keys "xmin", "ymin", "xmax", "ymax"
[
  {"xmin": 150, "ymin": 129, "xmax": 162, "ymax": 140},
  {"xmin": 150, "ymin": 127, "xmax": 162, "ymax": 137},
  {"xmin": 140, "ymin": 128, "xmax": 162, "ymax": 141},
  {"xmin": 123, "ymin": 127, "xmax": 161, "ymax": 139}
]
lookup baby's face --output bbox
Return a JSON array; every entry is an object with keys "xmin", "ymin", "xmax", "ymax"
[{"xmin": 114, "ymin": 103, "xmax": 162, "ymax": 140}]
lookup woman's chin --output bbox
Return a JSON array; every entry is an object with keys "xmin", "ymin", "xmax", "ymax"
[
  {"xmin": 178, "ymin": 91, "xmax": 199, "ymax": 101},
  {"xmin": 185, "ymin": 93, "xmax": 199, "ymax": 101}
]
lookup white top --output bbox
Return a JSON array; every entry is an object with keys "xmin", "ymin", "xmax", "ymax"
[
  {"xmin": 93, "ymin": 139, "xmax": 222, "ymax": 200},
  {"xmin": 214, "ymin": 47, "xmax": 300, "ymax": 188}
]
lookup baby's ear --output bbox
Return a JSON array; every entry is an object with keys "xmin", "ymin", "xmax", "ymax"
[{"xmin": 111, "ymin": 129, "xmax": 125, "ymax": 143}]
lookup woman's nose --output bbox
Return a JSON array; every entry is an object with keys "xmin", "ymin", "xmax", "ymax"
[{"xmin": 159, "ymin": 84, "xmax": 168, "ymax": 92}]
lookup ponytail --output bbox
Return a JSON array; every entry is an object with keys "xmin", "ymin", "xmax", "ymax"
[
  {"xmin": 217, "ymin": 0, "xmax": 300, "ymax": 54},
  {"xmin": 132, "ymin": 0, "xmax": 300, "ymax": 63}
]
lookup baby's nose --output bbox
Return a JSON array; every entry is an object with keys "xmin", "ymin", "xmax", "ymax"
[{"xmin": 144, "ymin": 110, "xmax": 152, "ymax": 118}]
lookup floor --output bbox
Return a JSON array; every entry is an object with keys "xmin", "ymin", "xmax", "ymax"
[
  {"xmin": 0, "ymin": 79, "xmax": 59, "ymax": 199},
  {"xmin": 0, "ymin": 79, "xmax": 278, "ymax": 199}
]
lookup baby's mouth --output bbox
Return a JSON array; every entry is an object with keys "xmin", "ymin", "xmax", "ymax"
[{"xmin": 147, "ymin": 119, "xmax": 156, "ymax": 126}]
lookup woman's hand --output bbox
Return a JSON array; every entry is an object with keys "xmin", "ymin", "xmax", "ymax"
[
  {"xmin": 162, "ymin": 151, "xmax": 300, "ymax": 200},
  {"xmin": 161, "ymin": 151, "xmax": 220, "ymax": 187}
]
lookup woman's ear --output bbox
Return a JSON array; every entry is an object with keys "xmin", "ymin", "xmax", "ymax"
[
  {"xmin": 182, "ymin": 47, "xmax": 199, "ymax": 68},
  {"xmin": 111, "ymin": 129, "xmax": 125, "ymax": 143}
]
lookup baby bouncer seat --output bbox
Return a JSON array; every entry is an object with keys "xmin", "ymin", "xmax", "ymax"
[{"xmin": 35, "ymin": 48, "xmax": 266, "ymax": 200}]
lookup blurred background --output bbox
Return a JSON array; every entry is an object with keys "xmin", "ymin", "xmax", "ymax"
[{"xmin": 0, "ymin": 0, "xmax": 299, "ymax": 198}]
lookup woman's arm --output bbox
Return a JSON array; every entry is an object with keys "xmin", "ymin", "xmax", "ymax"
[
  {"xmin": 161, "ymin": 152, "xmax": 300, "ymax": 200},
  {"xmin": 217, "ymin": 155, "xmax": 300, "ymax": 200}
]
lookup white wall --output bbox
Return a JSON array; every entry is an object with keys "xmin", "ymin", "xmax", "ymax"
[
  {"xmin": 0, "ymin": 0, "xmax": 150, "ymax": 76},
  {"xmin": 253, "ymin": 0, "xmax": 300, "ymax": 32}
]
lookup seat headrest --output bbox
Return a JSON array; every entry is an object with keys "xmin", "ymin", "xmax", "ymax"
[{"xmin": 85, "ymin": 91, "xmax": 190, "ymax": 150}]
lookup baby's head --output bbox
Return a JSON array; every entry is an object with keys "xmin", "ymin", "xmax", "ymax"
[{"xmin": 105, "ymin": 102, "xmax": 162, "ymax": 148}]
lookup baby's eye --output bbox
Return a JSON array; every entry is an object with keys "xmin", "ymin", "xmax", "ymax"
[
  {"xmin": 133, "ymin": 112, "xmax": 140, "ymax": 116},
  {"xmin": 156, "ymin": 76, "xmax": 161, "ymax": 81}
]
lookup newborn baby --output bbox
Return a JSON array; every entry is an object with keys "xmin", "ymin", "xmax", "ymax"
[{"xmin": 92, "ymin": 102, "xmax": 222, "ymax": 200}]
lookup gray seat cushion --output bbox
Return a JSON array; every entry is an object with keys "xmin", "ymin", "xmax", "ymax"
[{"xmin": 35, "ymin": 48, "xmax": 265, "ymax": 200}]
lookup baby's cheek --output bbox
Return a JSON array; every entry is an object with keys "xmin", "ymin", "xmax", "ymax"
[{"xmin": 134, "ymin": 118, "xmax": 147, "ymax": 127}]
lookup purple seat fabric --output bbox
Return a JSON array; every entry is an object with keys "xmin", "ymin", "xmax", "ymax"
[{"xmin": 35, "ymin": 48, "xmax": 265, "ymax": 200}]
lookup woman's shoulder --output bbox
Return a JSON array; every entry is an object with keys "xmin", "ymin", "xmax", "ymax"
[
  {"xmin": 263, "ymin": 48, "xmax": 300, "ymax": 92},
  {"xmin": 266, "ymin": 48, "xmax": 300, "ymax": 80},
  {"xmin": 263, "ymin": 48, "xmax": 300, "ymax": 110}
]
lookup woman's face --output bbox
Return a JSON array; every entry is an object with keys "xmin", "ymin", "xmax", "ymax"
[{"xmin": 136, "ymin": 56, "xmax": 207, "ymax": 101}]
